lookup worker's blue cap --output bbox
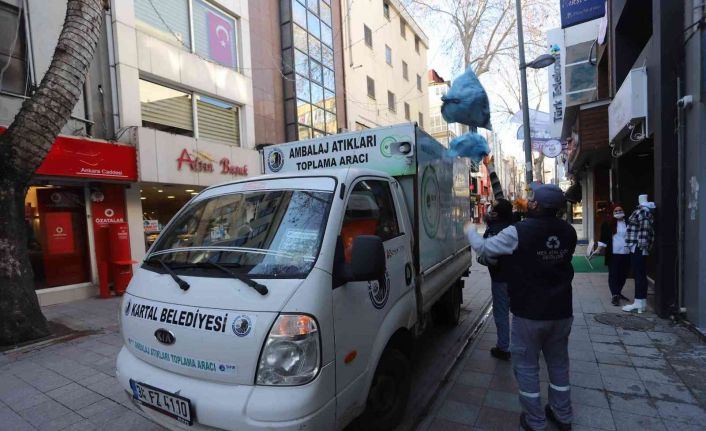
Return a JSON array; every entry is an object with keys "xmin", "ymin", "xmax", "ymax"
[{"xmin": 529, "ymin": 183, "xmax": 566, "ymax": 209}]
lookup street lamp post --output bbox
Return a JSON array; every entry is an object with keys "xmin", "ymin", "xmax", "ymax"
[{"xmin": 515, "ymin": 0, "xmax": 555, "ymax": 189}]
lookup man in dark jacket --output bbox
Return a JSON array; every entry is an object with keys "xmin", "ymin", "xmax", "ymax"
[
  {"xmin": 481, "ymin": 198, "xmax": 514, "ymax": 360},
  {"xmin": 465, "ymin": 183, "xmax": 577, "ymax": 431}
]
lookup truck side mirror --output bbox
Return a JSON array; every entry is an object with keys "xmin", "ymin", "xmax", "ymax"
[{"xmin": 350, "ymin": 235, "xmax": 386, "ymax": 282}]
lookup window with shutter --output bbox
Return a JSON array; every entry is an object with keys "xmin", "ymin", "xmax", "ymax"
[
  {"xmin": 0, "ymin": 3, "xmax": 29, "ymax": 95},
  {"xmin": 197, "ymin": 95, "xmax": 240, "ymax": 146},
  {"xmin": 139, "ymin": 80, "xmax": 194, "ymax": 136},
  {"xmin": 134, "ymin": 0, "xmax": 191, "ymax": 49}
]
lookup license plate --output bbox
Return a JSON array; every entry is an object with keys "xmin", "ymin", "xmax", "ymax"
[{"xmin": 130, "ymin": 380, "xmax": 193, "ymax": 426}]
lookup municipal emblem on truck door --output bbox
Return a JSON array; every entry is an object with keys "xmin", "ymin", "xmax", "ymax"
[
  {"xmin": 368, "ymin": 271, "xmax": 391, "ymax": 309},
  {"xmin": 421, "ymin": 165, "xmax": 440, "ymax": 237},
  {"xmin": 232, "ymin": 314, "xmax": 253, "ymax": 337}
]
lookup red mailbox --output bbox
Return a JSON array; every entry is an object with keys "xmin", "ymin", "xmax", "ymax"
[{"xmin": 109, "ymin": 223, "xmax": 135, "ymax": 295}]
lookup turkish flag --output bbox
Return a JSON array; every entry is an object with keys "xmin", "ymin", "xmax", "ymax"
[{"xmin": 208, "ymin": 11, "xmax": 234, "ymax": 67}]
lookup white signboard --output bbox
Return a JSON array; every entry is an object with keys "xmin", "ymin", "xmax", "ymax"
[
  {"xmin": 542, "ymin": 139, "xmax": 563, "ymax": 158},
  {"xmin": 263, "ymin": 124, "xmax": 417, "ymax": 176},
  {"xmin": 608, "ymin": 67, "xmax": 648, "ymax": 142}
]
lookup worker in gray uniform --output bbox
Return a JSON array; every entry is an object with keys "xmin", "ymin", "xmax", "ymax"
[{"xmin": 464, "ymin": 183, "xmax": 577, "ymax": 431}]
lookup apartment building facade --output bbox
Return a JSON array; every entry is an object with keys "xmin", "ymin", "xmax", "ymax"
[{"xmin": 341, "ymin": 0, "xmax": 429, "ymax": 130}]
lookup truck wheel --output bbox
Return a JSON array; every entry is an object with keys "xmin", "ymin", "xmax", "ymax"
[
  {"xmin": 358, "ymin": 348, "xmax": 411, "ymax": 431},
  {"xmin": 435, "ymin": 279, "xmax": 462, "ymax": 326}
]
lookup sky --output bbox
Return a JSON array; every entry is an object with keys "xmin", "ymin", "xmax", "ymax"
[{"xmin": 409, "ymin": 2, "xmax": 561, "ymax": 161}]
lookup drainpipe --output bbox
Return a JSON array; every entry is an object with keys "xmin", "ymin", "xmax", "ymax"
[
  {"xmin": 83, "ymin": 75, "xmax": 94, "ymax": 136},
  {"xmin": 676, "ymin": 80, "xmax": 693, "ymax": 316},
  {"xmin": 105, "ymin": 1, "xmax": 121, "ymax": 135}
]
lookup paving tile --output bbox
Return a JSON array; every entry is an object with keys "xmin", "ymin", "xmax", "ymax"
[
  {"xmin": 588, "ymin": 325, "xmax": 618, "ymax": 336},
  {"xmin": 463, "ymin": 358, "xmax": 497, "ymax": 374},
  {"xmin": 644, "ymin": 381, "xmax": 698, "ymax": 404},
  {"xmin": 76, "ymin": 398, "xmax": 129, "ymax": 425},
  {"xmin": 590, "ymin": 334, "xmax": 621, "ymax": 344},
  {"xmin": 626, "ymin": 345, "xmax": 663, "ymax": 358},
  {"xmin": 637, "ymin": 368, "xmax": 681, "ymax": 384},
  {"xmin": 46, "ymin": 382, "xmax": 105, "ymax": 410},
  {"xmin": 571, "ymin": 370, "xmax": 606, "ymax": 390},
  {"xmin": 446, "ymin": 383, "xmax": 487, "ymax": 406},
  {"xmin": 473, "ymin": 406, "xmax": 519, "ymax": 431},
  {"xmin": 654, "ymin": 400, "xmax": 706, "ymax": 425},
  {"xmin": 599, "ymin": 364, "xmax": 639, "ymax": 380},
  {"xmin": 427, "ymin": 418, "xmax": 476, "ymax": 431},
  {"xmin": 572, "ymin": 387, "xmax": 609, "ymax": 409},
  {"xmin": 570, "ymin": 348, "xmax": 597, "ymax": 362},
  {"xmin": 611, "ymin": 411, "xmax": 666, "ymax": 431},
  {"xmin": 630, "ymin": 356, "xmax": 669, "ymax": 370},
  {"xmin": 570, "ymin": 340, "xmax": 595, "ymax": 351},
  {"xmin": 607, "ymin": 393, "xmax": 659, "ymax": 417},
  {"xmin": 15, "ymin": 367, "xmax": 72, "ymax": 392},
  {"xmin": 62, "ymin": 419, "xmax": 98, "ymax": 431},
  {"xmin": 488, "ymin": 374, "xmax": 518, "ymax": 392},
  {"xmin": 618, "ymin": 331, "xmax": 654, "ymax": 346},
  {"xmin": 482, "ymin": 390, "xmax": 522, "ymax": 413},
  {"xmin": 663, "ymin": 421, "xmax": 706, "ymax": 431},
  {"xmin": 97, "ymin": 410, "xmax": 164, "ymax": 431},
  {"xmin": 37, "ymin": 411, "xmax": 84, "ymax": 431},
  {"xmin": 602, "ymin": 377, "xmax": 648, "ymax": 396},
  {"xmin": 595, "ymin": 352, "xmax": 633, "ymax": 366},
  {"xmin": 646, "ymin": 332, "xmax": 680, "ymax": 346},
  {"xmin": 457, "ymin": 371, "xmax": 493, "ymax": 388},
  {"xmin": 572, "ymin": 404, "xmax": 616, "ymax": 430},
  {"xmin": 18, "ymin": 398, "xmax": 72, "ymax": 427},
  {"xmin": 0, "ymin": 405, "xmax": 35, "ymax": 431},
  {"xmin": 593, "ymin": 343, "xmax": 627, "ymax": 355},
  {"xmin": 572, "ymin": 359, "xmax": 600, "ymax": 375},
  {"xmin": 436, "ymin": 399, "xmax": 480, "ymax": 426}
]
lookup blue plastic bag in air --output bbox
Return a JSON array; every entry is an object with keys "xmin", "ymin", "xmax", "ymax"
[
  {"xmin": 446, "ymin": 132, "xmax": 490, "ymax": 163},
  {"xmin": 441, "ymin": 68, "xmax": 492, "ymax": 130}
]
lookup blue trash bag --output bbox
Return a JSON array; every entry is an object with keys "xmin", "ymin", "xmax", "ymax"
[
  {"xmin": 441, "ymin": 68, "xmax": 492, "ymax": 130},
  {"xmin": 446, "ymin": 132, "xmax": 490, "ymax": 163}
]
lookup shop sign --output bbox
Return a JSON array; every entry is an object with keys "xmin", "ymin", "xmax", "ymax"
[
  {"xmin": 176, "ymin": 149, "xmax": 248, "ymax": 177},
  {"xmin": 144, "ymin": 220, "xmax": 159, "ymax": 233},
  {"xmin": 560, "ymin": 0, "xmax": 605, "ymax": 29}
]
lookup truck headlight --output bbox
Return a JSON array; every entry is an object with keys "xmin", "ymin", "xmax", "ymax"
[{"xmin": 256, "ymin": 314, "xmax": 320, "ymax": 386}]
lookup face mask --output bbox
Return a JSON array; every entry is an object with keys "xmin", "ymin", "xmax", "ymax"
[{"xmin": 614, "ymin": 211, "xmax": 624, "ymax": 219}]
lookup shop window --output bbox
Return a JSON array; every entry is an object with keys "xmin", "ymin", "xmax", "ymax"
[
  {"xmin": 193, "ymin": 0, "xmax": 238, "ymax": 68},
  {"xmin": 139, "ymin": 80, "xmax": 194, "ymax": 136},
  {"xmin": 387, "ymin": 91, "xmax": 396, "ymax": 112},
  {"xmin": 134, "ymin": 0, "xmax": 191, "ymax": 49},
  {"xmin": 196, "ymin": 95, "xmax": 240, "ymax": 146},
  {"xmin": 0, "ymin": 3, "xmax": 29, "ymax": 95},
  {"xmin": 25, "ymin": 186, "xmax": 91, "ymax": 289}
]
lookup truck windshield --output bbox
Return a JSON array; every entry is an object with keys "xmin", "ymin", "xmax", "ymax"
[{"xmin": 147, "ymin": 190, "xmax": 333, "ymax": 278}]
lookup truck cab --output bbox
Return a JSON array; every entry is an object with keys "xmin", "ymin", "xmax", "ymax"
[{"xmin": 116, "ymin": 124, "xmax": 471, "ymax": 430}]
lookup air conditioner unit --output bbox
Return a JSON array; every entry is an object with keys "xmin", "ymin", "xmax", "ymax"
[{"xmin": 608, "ymin": 67, "xmax": 648, "ymax": 143}]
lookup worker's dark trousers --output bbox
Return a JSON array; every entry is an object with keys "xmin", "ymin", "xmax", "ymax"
[{"xmin": 511, "ymin": 315, "xmax": 573, "ymax": 430}]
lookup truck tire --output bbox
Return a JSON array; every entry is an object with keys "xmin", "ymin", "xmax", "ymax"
[
  {"xmin": 435, "ymin": 279, "xmax": 462, "ymax": 326},
  {"xmin": 357, "ymin": 348, "xmax": 411, "ymax": 431}
]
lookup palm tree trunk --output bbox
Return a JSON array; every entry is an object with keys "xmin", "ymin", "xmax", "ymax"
[{"xmin": 0, "ymin": 0, "xmax": 105, "ymax": 346}]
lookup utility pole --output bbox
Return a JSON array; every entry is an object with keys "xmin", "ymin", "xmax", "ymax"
[{"xmin": 515, "ymin": 0, "xmax": 533, "ymax": 187}]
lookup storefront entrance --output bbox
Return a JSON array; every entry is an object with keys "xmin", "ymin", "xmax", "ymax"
[{"xmin": 25, "ymin": 186, "xmax": 91, "ymax": 289}]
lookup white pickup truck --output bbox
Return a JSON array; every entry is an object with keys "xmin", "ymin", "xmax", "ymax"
[{"xmin": 116, "ymin": 123, "xmax": 472, "ymax": 430}]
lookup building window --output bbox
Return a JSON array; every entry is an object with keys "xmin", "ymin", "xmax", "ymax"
[
  {"xmin": 387, "ymin": 91, "xmax": 396, "ymax": 112},
  {"xmin": 282, "ymin": 0, "xmax": 339, "ymax": 140},
  {"xmin": 135, "ymin": 0, "xmax": 240, "ymax": 69},
  {"xmin": 404, "ymin": 102, "xmax": 410, "ymax": 120},
  {"xmin": 383, "ymin": 2, "xmax": 390, "ymax": 19},
  {"xmin": 196, "ymin": 95, "xmax": 240, "ymax": 145},
  {"xmin": 400, "ymin": 18, "xmax": 406, "ymax": 38},
  {"xmin": 416, "ymin": 74, "xmax": 422, "ymax": 91},
  {"xmin": 385, "ymin": 45, "xmax": 392, "ymax": 66},
  {"xmin": 402, "ymin": 61, "xmax": 408, "ymax": 80},
  {"xmin": 139, "ymin": 80, "xmax": 194, "ymax": 137},
  {"xmin": 364, "ymin": 25, "xmax": 372, "ymax": 48},
  {"xmin": 0, "ymin": 3, "xmax": 29, "ymax": 95},
  {"xmin": 418, "ymin": 112, "xmax": 424, "ymax": 128},
  {"xmin": 367, "ymin": 76, "xmax": 375, "ymax": 99},
  {"xmin": 139, "ymin": 80, "xmax": 241, "ymax": 146},
  {"xmin": 415, "ymin": 35, "xmax": 420, "ymax": 53}
]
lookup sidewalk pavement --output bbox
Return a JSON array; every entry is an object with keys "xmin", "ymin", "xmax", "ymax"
[{"xmin": 418, "ymin": 270, "xmax": 706, "ymax": 431}]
